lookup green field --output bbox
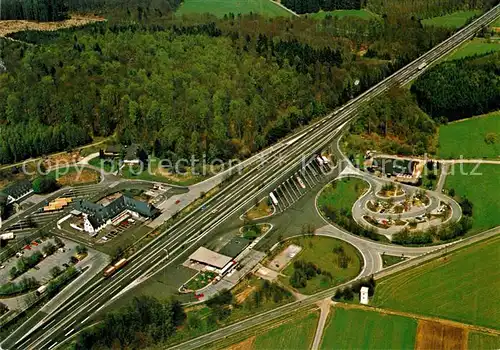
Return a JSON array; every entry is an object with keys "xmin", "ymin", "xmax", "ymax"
[
  {"xmin": 280, "ymin": 236, "xmax": 362, "ymax": 295},
  {"xmin": 175, "ymin": 0, "xmax": 291, "ymax": 18},
  {"xmin": 438, "ymin": 112, "xmax": 500, "ymax": 159},
  {"xmin": 421, "ymin": 10, "xmax": 481, "ymax": 28},
  {"xmin": 448, "ymin": 38, "xmax": 500, "ymax": 60},
  {"xmin": 320, "ymin": 307, "xmax": 417, "ymax": 349},
  {"xmin": 253, "ymin": 311, "xmax": 318, "ymax": 349},
  {"xmin": 468, "ymin": 332, "xmax": 500, "ymax": 349},
  {"xmin": 308, "ymin": 9, "xmax": 376, "ymax": 20},
  {"xmin": 445, "ymin": 163, "xmax": 500, "ymax": 233},
  {"xmin": 317, "ymin": 177, "xmax": 369, "ymax": 214},
  {"xmin": 373, "ymin": 236, "xmax": 500, "ymax": 329}
]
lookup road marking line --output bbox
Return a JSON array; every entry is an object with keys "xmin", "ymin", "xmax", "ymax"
[
  {"xmin": 81, "ymin": 316, "xmax": 91, "ymax": 324},
  {"xmin": 64, "ymin": 328, "xmax": 75, "ymax": 337},
  {"xmin": 48, "ymin": 341, "xmax": 59, "ymax": 350}
]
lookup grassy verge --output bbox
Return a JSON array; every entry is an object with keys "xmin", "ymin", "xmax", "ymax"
[
  {"xmin": 381, "ymin": 254, "xmax": 406, "ymax": 268},
  {"xmin": 175, "ymin": 0, "xmax": 291, "ymax": 18},
  {"xmin": 373, "ymin": 236, "xmax": 500, "ymax": 329},
  {"xmin": 317, "ymin": 177, "xmax": 369, "ymax": 214},
  {"xmin": 445, "ymin": 163, "xmax": 500, "ymax": 233},
  {"xmin": 437, "ymin": 112, "xmax": 500, "ymax": 159},
  {"xmin": 279, "ymin": 236, "xmax": 362, "ymax": 295},
  {"xmin": 421, "ymin": 10, "xmax": 481, "ymax": 28},
  {"xmin": 320, "ymin": 306, "xmax": 417, "ymax": 349}
]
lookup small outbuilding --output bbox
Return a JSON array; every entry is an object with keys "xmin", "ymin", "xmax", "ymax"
[{"xmin": 360, "ymin": 286, "xmax": 369, "ymax": 305}]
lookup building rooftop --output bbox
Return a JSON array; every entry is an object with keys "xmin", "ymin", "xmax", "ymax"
[{"xmin": 189, "ymin": 247, "xmax": 233, "ymax": 269}]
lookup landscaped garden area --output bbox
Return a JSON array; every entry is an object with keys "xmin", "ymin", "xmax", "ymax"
[{"xmin": 279, "ymin": 236, "xmax": 362, "ymax": 295}]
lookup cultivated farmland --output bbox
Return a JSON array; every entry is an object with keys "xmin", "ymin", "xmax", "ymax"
[
  {"xmin": 415, "ymin": 320, "xmax": 466, "ymax": 350},
  {"xmin": 175, "ymin": 0, "xmax": 291, "ymax": 18},
  {"xmin": 320, "ymin": 307, "xmax": 417, "ymax": 349},
  {"xmin": 421, "ymin": 10, "xmax": 481, "ymax": 28},
  {"xmin": 468, "ymin": 332, "xmax": 500, "ymax": 349},
  {"xmin": 373, "ymin": 236, "xmax": 500, "ymax": 329},
  {"xmin": 438, "ymin": 112, "xmax": 500, "ymax": 159},
  {"xmin": 445, "ymin": 163, "xmax": 500, "ymax": 233}
]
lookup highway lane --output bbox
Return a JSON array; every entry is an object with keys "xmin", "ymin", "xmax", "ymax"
[{"xmin": 5, "ymin": 5, "xmax": 500, "ymax": 349}]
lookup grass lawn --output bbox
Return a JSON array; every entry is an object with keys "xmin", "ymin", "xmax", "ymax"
[
  {"xmin": 175, "ymin": 0, "xmax": 291, "ymax": 18},
  {"xmin": 468, "ymin": 332, "xmax": 500, "ymax": 349},
  {"xmin": 437, "ymin": 112, "xmax": 500, "ymax": 159},
  {"xmin": 308, "ymin": 9, "xmax": 376, "ymax": 20},
  {"xmin": 184, "ymin": 271, "xmax": 218, "ymax": 291},
  {"xmin": 320, "ymin": 307, "xmax": 417, "ymax": 349},
  {"xmin": 381, "ymin": 254, "xmax": 406, "ymax": 268},
  {"xmin": 253, "ymin": 310, "xmax": 319, "ymax": 349},
  {"xmin": 421, "ymin": 10, "xmax": 481, "ymax": 28},
  {"xmin": 373, "ymin": 236, "xmax": 500, "ymax": 329},
  {"xmin": 317, "ymin": 177, "xmax": 369, "ymax": 215},
  {"xmin": 280, "ymin": 236, "xmax": 362, "ymax": 295},
  {"xmin": 448, "ymin": 38, "xmax": 500, "ymax": 60},
  {"xmin": 445, "ymin": 163, "xmax": 500, "ymax": 233}
]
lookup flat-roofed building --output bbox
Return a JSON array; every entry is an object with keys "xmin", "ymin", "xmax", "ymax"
[{"xmin": 188, "ymin": 247, "xmax": 235, "ymax": 273}]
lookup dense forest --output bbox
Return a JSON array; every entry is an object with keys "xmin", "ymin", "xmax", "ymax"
[
  {"xmin": 0, "ymin": 0, "xmax": 68, "ymax": 21},
  {"xmin": 346, "ymin": 87, "xmax": 437, "ymax": 156},
  {"xmin": 412, "ymin": 52, "xmax": 500, "ymax": 122},
  {"xmin": 281, "ymin": 0, "xmax": 362, "ymax": 15},
  {"xmin": 0, "ymin": 10, "xmax": 455, "ymax": 165}
]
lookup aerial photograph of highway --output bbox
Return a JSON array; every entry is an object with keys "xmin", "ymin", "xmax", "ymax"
[{"xmin": 0, "ymin": 0, "xmax": 499, "ymax": 349}]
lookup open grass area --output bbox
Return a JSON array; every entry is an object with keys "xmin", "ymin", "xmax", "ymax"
[
  {"xmin": 373, "ymin": 236, "xmax": 500, "ymax": 329},
  {"xmin": 253, "ymin": 310, "xmax": 319, "ymax": 349},
  {"xmin": 244, "ymin": 198, "xmax": 273, "ymax": 220},
  {"xmin": 437, "ymin": 112, "xmax": 500, "ymax": 159},
  {"xmin": 381, "ymin": 254, "xmax": 406, "ymax": 268},
  {"xmin": 47, "ymin": 166, "xmax": 100, "ymax": 186},
  {"xmin": 317, "ymin": 177, "xmax": 369, "ymax": 215},
  {"xmin": 308, "ymin": 9, "xmax": 376, "ymax": 20},
  {"xmin": 421, "ymin": 10, "xmax": 481, "ymax": 28},
  {"xmin": 280, "ymin": 236, "xmax": 362, "ymax": 295},
  {"xmin": 88, "ymin": 156, "xmax": 206, "ymax": 186},
  {"xmin": 448, "ymin": 38, "xmax": 500, "ymax": 60},
  {"xmin": 445, "ymin": 163, "xmax": 500, "ymax": 233},
  {"xmin": 468, "ymin": 332, "xmax": 500, "ymax": 349},
  {"xmin": 175, "ymin": 0, "xmax": 291, "ymax": 18},
  {"xmin": 320, "ymin": 307, "xmax": 417, "ymax": 349}
]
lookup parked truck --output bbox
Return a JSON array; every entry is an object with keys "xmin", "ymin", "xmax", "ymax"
[{"xmin": 103, "ymin": 258, "xmax": 128, "ymax": 278}]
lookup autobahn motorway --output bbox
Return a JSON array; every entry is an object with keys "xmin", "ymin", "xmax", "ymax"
[{"xmin": 3, "ymin": 4, "xmax": 500, "ymax": 349}]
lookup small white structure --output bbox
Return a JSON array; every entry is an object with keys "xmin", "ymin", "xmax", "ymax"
[{"xmin": 360, "ymin": 286, "xmax": 369, "ymax": 305}]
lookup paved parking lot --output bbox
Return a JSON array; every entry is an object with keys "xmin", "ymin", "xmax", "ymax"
[{"xmin": 0, "ymin": 238, "xmax": 80, "ymax": 285}]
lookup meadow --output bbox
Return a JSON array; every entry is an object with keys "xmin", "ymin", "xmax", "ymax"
[
  {"xmin": 308, "ymin": 9, "xmax": 376, "ymax": 20},
  {"xmin": 447, "ymin": 38, "xmax": 500, "ymax": 60},
  {"xmin": 437, "ymin": 112, "xmax": 500, "ymax": 159},
  {"xmin": 175, "ymin": 0, "xmax": 291, "ymax": 18},
  {"xmin": 280, "ymin": 236, "xmax": 362, "ymax": 294},
  {"xmin": 373, "ymin": 236, "xmax": 500, "ymax": 329},
  {"xmin": 253, "ymin": 310, "xmax": 319, "ymax": 349},
  {"xmin": 320, "ymin": 307, "xmax": 417, "ymax": 349},
  {"xmin": 421, "ymin": 10, "xmax": 481, "ymax": 28},
  {"xmin": 445, "ymin": 163, "xmax": 500, "ymax": 233}
]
